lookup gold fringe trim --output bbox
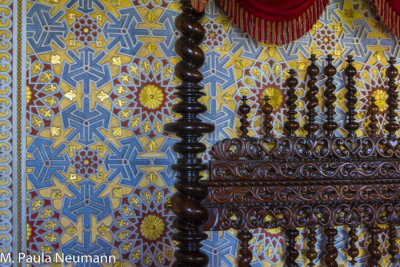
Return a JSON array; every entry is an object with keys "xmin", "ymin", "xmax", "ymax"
[
  {"xmin": 218, "ymin": 0, "xmax": 330, "ymax": 45},
  {"xmin": 192, "ymin": 0, "xmax": 330, "ymax": 44},
  {"xmin": 373, "ymin": 0, "xmax": 400, "ymax": 39},
  {"xmin": 191, "ymin": 0, "xmax": 209, "ymax": 12}
]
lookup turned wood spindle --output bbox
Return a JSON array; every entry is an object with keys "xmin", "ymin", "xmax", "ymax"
[
  {"xmin": 239, "ymin": 95, "xmax": 251, "ymax": 138},
  {"xmin": 367, "ymin": 225, "xmax": 382, "ymax": 267},
  {"xmin": 348, "ymin": 224, "xmax": 359, "ymax": 265},
  {"xmin": 262, "ymin": 95, "xmax": 273, "ymax": 137},
  {"xmin": 305, "ymin": 54, "xmax": 320, "ymax": 137},
  {"xmin": 285, "ymin": 69, "xmax": 300, "ymax": 137},
  {"xmin": 344, "ymin": 55, "xmax": 359, "ymax": 137},
  {"xmin": 325, "ymin": 227, "xmax": 338, "ymax": 267},
  {"xmin": 388, "ymin": 222, "xmax": 399, "ymax": 264},
  {"xmin": 306, "ymin": 224, "xmax": 317, "ymax": 267},
  {"xmin": 385, "ymin": 57, "xmax": 399, "ymax": 139},
  {"xmin": 323, "ymin": 54, "xmax": 338, "ymax": 137},
  {"xmin": 285, "ymin": 228, "xmax": 300, "ymax": 267},
  {"xmin": 164, "ymin": 1, "xmax": 214, "ymax": 266},
  {"xmin": 368, "ymin": 97, "xmax": 379, "ymax": 136},
  {"xmin": 238, "ymin": 229, "xmax": 253, "ymax": 267}
]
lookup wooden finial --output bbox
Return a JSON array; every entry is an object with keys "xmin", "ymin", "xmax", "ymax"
[
  {"xmin": 262, "ymin": 95, "xmax": 273, "ymax": 137},
  {"xmin": 368, "ymin": 97, "xmax": 379, "ymax": 136},
  {"xmin": 385, "ymin": 57, "xmax": 399, "ymax": 139},
  {"xmin": 285, "ymin": 69, "xmax": 299, "ymax": 137},
  {"xmin": 323, "ymin": 54, "xmax": 338, "ymax": 137},
  {"xmin": 305, "ymin": 54, "xmax": 319, "ymax": 137},
  {"xmin": 239, "ymin": 95, "xmax": 251, "ymax": 138},
  {"xmin": 344, "ymin": 55, "xmax": 359, "ymax": 137}
]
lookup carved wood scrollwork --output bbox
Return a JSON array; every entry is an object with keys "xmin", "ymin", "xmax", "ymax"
[{"xmin": 200, "ymin": 55, "xmax": 400, "ymax": 266}]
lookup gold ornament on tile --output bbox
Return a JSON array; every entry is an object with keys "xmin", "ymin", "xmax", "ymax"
[
  {"xmin": 262, "ymin": 87, "xmax": 283, "ymax": 110},
  {"xmin": 372, "ymin": 89, "xmax": 388, "ymax": 112},
  {"xmin": 140, "ymin": 84, "xmax": 164, "ymax": 109},
  {"xmin": 140, "ymin": 215, "xmax": 165, "ymax": 240}
]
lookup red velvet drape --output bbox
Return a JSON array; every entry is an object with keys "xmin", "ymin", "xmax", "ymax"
[
  {"xmin": 373, "ymin": 0, "xmax": 400, "ymax": 40},
  {"xmin": 191, "ymin": 0, "xmax": 329, "ymax": 45},
  {"xmin": 192, "ymin": 0, "xmax": 400, "ymax": 44}
]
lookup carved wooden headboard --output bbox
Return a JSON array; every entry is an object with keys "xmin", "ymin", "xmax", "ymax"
[
  {"xmin": 166, "ymin": 1, "xmax": 400, "ymax": 266},
  {"xmin": 202, "ymin": 54, "xmax": 400, "ymax": 266}
]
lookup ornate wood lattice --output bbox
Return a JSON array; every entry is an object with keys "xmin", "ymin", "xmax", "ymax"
[{"xmin": 202, "ymin": 55, "xmax": 400, "ymax": 266}]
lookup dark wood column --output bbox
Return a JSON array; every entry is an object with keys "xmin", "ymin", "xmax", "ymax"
[{"xmin": 165, "ymin": 1, "xmax": 214, "ymax": 266}]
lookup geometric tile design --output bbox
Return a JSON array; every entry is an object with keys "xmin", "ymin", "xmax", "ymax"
[
  {"xmin": 18, "ymin": 0, "xmax": 400, "ymax": 266},
  {"xmin": 0, "ymin": 0, "xmax": 13, "ymax": 259}
]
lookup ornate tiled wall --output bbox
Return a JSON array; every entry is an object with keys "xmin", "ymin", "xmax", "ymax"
[
  {"xmin": 0, "ymin": 0, "xmax": 14, "ymax": 263},
  {"xmin": 10, "ymin": 0, "xmax": 400, "ymax": 266}
]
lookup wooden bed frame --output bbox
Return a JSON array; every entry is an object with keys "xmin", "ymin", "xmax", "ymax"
[{"xmin": 165, "ymin": 1, "xmax": 400, "ymax": 266}]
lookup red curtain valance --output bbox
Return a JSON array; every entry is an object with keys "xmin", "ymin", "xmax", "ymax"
[
  {"xmin": 191, "ymin": 0, "xmax": 329, "ymax": 45},
  {"xmin": 372, "ymin": 0, "xmax": 400, "ymax": 40}
]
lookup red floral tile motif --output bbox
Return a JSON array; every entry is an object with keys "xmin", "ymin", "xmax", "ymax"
[
  {"xmin": 70, "ymin": 14, "xmax": 101, "ymax": 46},
  {"xmin": 111, "ymin": 55, "xmax": 176, "ymax": 137},
  {"xmin": 71, "ymin": 146, "xmax": 102, "ymax": 178},
  {"xmin": 27, "ymin": 192, "xmax": 64, "ymax": 256},
  {"xmin": 204, "ymin": 19, "xmax": 227, "ymax": 48},
  {"xmin": 314, "ymin": 25, "xmax": 338, "ymax": 54},
  {"xmin": 111, "ymin": 186, "xmax": 174, "ymax": 267},
  {"xmin": 26, "ymin": 55, "xmax": 63, "ymax": 136}
]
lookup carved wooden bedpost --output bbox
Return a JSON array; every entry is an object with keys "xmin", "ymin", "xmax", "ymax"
[
  {"xmin": 285, "ymin": 69, "xmax": 299, "ymax": 137},
  {"xmin": 306, "ymin": 225, "xmax": 317, "ymax": 267},
  {"xmin": 367, "ymin": 225, "xmax": 382, "ymax": 267},
  {"xmin": 262, "ymin": 96, "xmax": 273, "ymax": 137},
  {"xmin": 305, "ymin": 54, "xmax": 320, "ymax": 138},
  {"xmin": 388, "ymin": 222, "xmax": 399, "ymax": 263},
  {"xmin": 324, "ymin": 227, "xmax": 338, "ymax": 267},
  {"xmin": 165, "ymin": 1, "xmax": 214, "ymax": 266},
  {"xmin": 385, "ymin": 57, "xmax": 399, "ymax": 139},
  {"xmin": 239, "ymin": 95, "xmax": 251, "ymax": 138},
  {"xmin": 238, "ymin": 229, "xmax": 253, "ymax": 267},
  {"xmin": 323, "ymin": 54, "xmax": 338, "ymax": 137},
  {"xmin": 348, "ymin": 224, "xmax": 359, "ymax": 265},
  {"xmin": 344, "ymin": 55, "xmax": 359, "ymax": 137},
  {"xmin": 285, "ymin": 228, "xmax": 300, "ymax": 267},
  {"xmin": 367, "ymin": 97, "xmax": 379, "ymax": 136}
]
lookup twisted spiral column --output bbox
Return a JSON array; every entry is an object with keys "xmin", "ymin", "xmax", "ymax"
[
  {"xmin": 348, "ymin": 225, "xmax": 359, "ymax": 265},
  {"xmin": 323, "ymin": 54, "xmax": 338, "ymax": 137},
  {"xmin": 388, "ymin": 222, "xmax": 399, "ymax": 263},
  {"xmin": 285, "ymin": 228, "xmax": 300, "ymax": 267},
  {"xmin": 238, "ymin": 229, "xmax": 253, "ymax": 267},
  {"xmin": 165, "ymin": 1, "xmax": 214, "ymax": 266},
  {"xmin": 305, "ymin": 54, "xmax": 319, "ymax": 137},
  {"xmin": 262, "ymin": 96, "xmax": 273, "ymax": 137},
  {"xmin": 385, "ymin": 57, "xmax": 399, "ymax": 139},
  {"xmin": 306, "ymin": 225, "xmax": 317, "ymax": 267},
  {"xmin": 324, "ymin": 227, "xmax": 338, "ymax": 267},
  {"xmin": 368, "ymin": 97, "xmax": 379, "ymax": 136},
  {"xmin": 285, "ymin": 69, "xmax": 299, "ymax": 137},
  {"xmin": 367, "ymin": 225, "xmax": 382, "ymax": 267},
  {"xmin": 239, "ymin": 95, "xmax": 251, "ymax": 138},
  {"xmin": 344, "ymin": 55, "xmax": 359, "ymax": 137}
]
